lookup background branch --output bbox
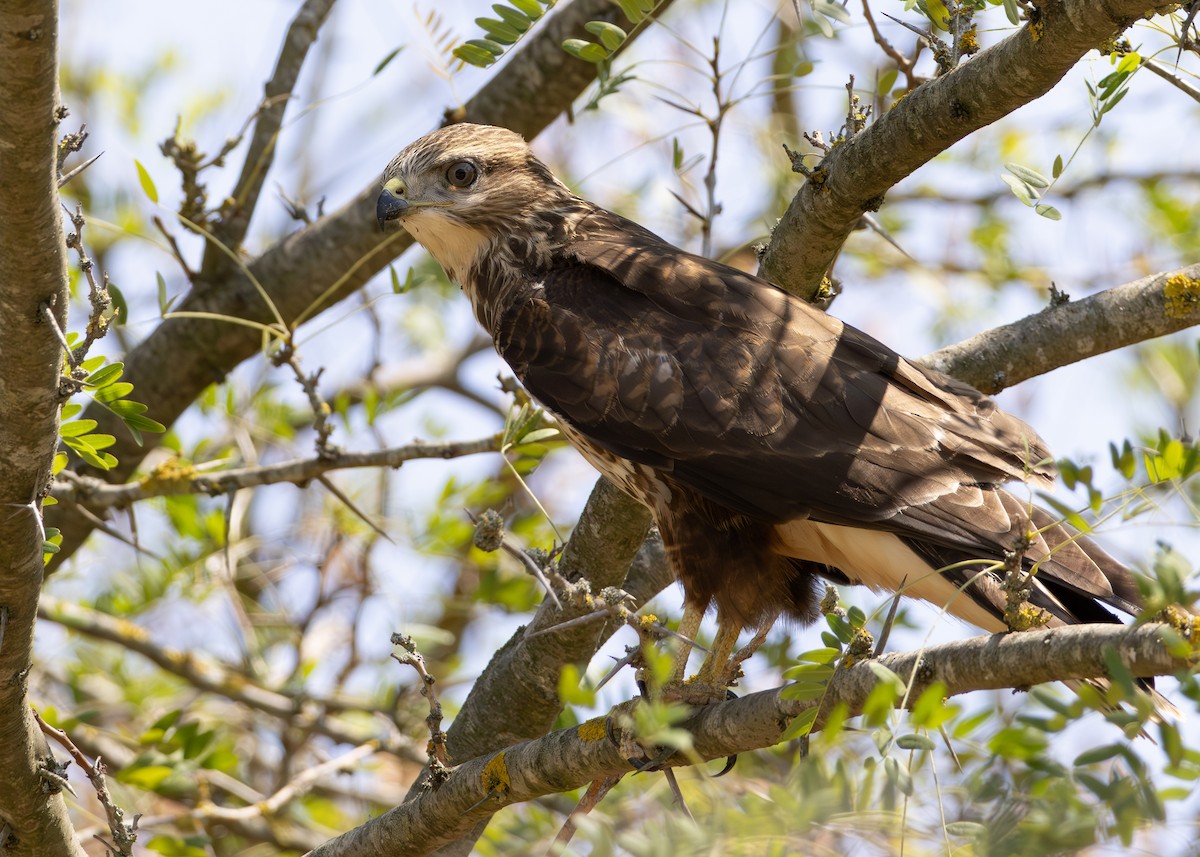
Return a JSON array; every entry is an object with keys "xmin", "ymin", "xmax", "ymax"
[
  {"xmin": 758, "ymin": 0, "xmax": 1180, "ymax": 298},
  {"xmin": 922, "ymin": 263, "xmax": 1200, "ymax": 393},
  {"xmin": 52, "ymin": 434, "xmax": 502, "ymax": 510}
]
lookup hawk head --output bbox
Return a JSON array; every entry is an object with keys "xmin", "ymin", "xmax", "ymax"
[{"xmin": 377, "ymin": 123, "xmax": 576, "ymax": 281}]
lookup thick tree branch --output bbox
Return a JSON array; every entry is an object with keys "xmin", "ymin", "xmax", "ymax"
[
  {"xmin": 0, "ymin": 0, "xmax": 88, "ymax": 852},
  {"xmin": 758, "ymin": 0, "xmax": 1181, "ymax": 298},
  {"xmin": 921, "ymin": 263, "xmax": 1200, "ymax": 393},
  {"xmin": 51, "ymin": 434, "xmax": 501, "ymax": 510},
  {"xmin": 45, "ymin": 0, "xmax": 671, "ymax": 570},
  {"xmin": 311, "ymin": 622, "xmax": 1193, "ymax": 857}
]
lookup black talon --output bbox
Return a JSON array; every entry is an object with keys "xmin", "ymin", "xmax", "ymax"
[{"xmin": 712, "ymin": 753, "xmax": 738, "ymax": 778}]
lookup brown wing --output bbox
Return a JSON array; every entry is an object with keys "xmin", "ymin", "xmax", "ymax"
[{"xmin": 495, "ymin": 208, "xmax": 1052, "ymax": 534}]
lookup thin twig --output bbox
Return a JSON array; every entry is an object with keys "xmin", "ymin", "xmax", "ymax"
[
  {"xmin": 392, "ymin": 634, "xmax": 451, "ymax": 786},
  {"xmin": 32, "ymin": 707, "xmax": 138, "ymax": 855},
  {"xmin": 52, "ymin": 434, "xmax": 502, "ymax": 509}
]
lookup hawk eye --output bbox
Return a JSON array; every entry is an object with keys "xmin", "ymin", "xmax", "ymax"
[{"xmin": 446, "ymin": 161, "xmax": 478, "ymax": 188}]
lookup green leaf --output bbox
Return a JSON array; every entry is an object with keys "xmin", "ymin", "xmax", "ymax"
[
  {"xmin": 373, "ymin": 45, "xmax": 405, "ymax": 76},
  {"xmin": 454, "ymin": 43, "xmax": 498, "ymax": 67},
  {"xmin": 509, "ymin": 0, "xmax": 546, "ymax": 19},
  {"xmin": 778, "ymin": 706, "xmax": 818, "ymax": 741},
  {"xmin": 558, "ymin": 664, "xmax": 595, "ymax": 705},
  {"xmin": 1035, "ymin": 203, "xmax": 1062, "ymax": 220},
  {"xmin": 1052, "ymin": 153, "xmax": 1064, "ymax": 178},
  {"xmin": 615, "ymin": 0, "xmax": 646, "ymax": 22},
  {"xmin": 94, "ymin": 382, "xmax": 135, "ymax": 403},
  {"xmin": 1000, "ymin": 173, "xmax": 1036, "ymax": 206},
  {"xmin": 877, "ymin": 68, "xmax": 898, "ymax": 98},
  {"xmin": 60, "ymin": 403, "xmax": 81, "ymax": 420},
  {"xmin": 157, "ymin": 271, "xmax": 168, "ymax": 314},
  {"xmin": 585, "ymin": 21, "xmax": 627, "ymax": 52},
  {"xmin": 896, "ymin": 733, "xmax": 935, "ymax": 751},
  {"xmin": 85, "ymin": 362, "xmax": 124, "ymax": 388},
  {"xmin": 562, "ymin": 38, "xmax": 609, "ymax": 63},
  {"xmin": 780, "ymin": 681, "xmax": 828, "ymax": 701},
  {"xmin": 519, "ymin": 428, "xmax": 560, "ymax": 444},
  {"xmin": 119, "ymin": 764, "xmax": 176, "ymax": 790},
  {"xmin": 64, "ymin": 436, "xmax": 116, "ymax": 470},
  {"xmin": 108, "ymin": 282, "xmax": 128, "ymax": 325},
  {"xmin": 476, "ymin": 17, "xmax": 522, "ymax": 44},
  {"xmin": 945, "ymin": 821, "xmax": 987, "ymax": 838},
  {"xmin": 1002, "ymin": 0, "xmax": 1019, "ymax": 23},
  {"xmin": 884, "ymin": 755, "xmax": 914, "ymax": 795},
  {"xmin": 493, "ymin": 5, "xmax": 533, "ymax": 30},
  {"xmin": 1006, "ymin": 163, "xmax": 1049, "ymax": 188},
  {"xmin": 782, "ymin": 663, "xmax": 835, "ymax": 682},
  {"xmin": 135, "ymin": 159, "xmax": 159, "ymax": 203},
  {"xmin": 1074, "ymin": 743, "xmax": 1123, "ymax": 766},
  {"xmin": 107, "ymin": 398, "xmax": 148, "ymax": 416},
  {"xmin": 1036, "ymin": 493, "xmax": 1093, "ymax": 534},
  {"xmin": 464, "ymin": 37, "xmax": 506, "ymax": 56},
  {"xmin": 60, "ymin": 419, "xmax": 98, "ymax": 437}
]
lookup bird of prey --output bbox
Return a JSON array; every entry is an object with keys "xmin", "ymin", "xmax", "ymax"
[{"xmin": 377, "ymin": 123, "xmax": 1143, "ymax": 685}]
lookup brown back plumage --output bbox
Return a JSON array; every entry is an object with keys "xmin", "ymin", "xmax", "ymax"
[{"xmin": 380, "ymin": 123, "xmax": 1145, "ymax": 635}]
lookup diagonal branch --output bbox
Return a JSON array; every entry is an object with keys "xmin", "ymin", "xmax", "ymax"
[
  {"xmin": 758, "ymin": 0, "xmax": 1182, "ymax": 299},
  {"xmin": 310, "ymin": 622, "xmax": 1193, "ymax": 857},
  {"xmin": 203, "ymin": 0, "xmax": 337, "ymax": 279},
  {"xmin": 922, "ymin": 262, "xmax": 1200, "ymax": 393}
]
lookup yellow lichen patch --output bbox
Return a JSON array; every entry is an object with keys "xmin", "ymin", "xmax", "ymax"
[
  {"xmin": 1005, "ymin": 602, "xmax": 1052, "ymax": 632},
  {"xmin": 637, "ymin": 614, "xmax": 658, "ymax": 628},
  {"xmin": 480, "ymin": 751, "xmax": 510, "ymax": 796},
  {"xmin": 1156, "ymin": 604, "xmax": 1200, "ymax": 648},
  {"xmin": 139, "ymin": 457, "xmax": 198, "ymax": 490},
  {"xmin": 959, "ymin": 25, "xmax": 979, "ymax": 55},
  {"xmin": 577, "ymin": 717, "xmax": 608, "ymax": 743},
  {"xmin": 1163, "ymin": 274, "xmax": 1200, "ymax": 319}
]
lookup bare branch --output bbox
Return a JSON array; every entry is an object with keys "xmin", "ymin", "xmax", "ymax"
[
  {"xmin": 134, "ymin": 741, "xmax": 377, "ymax": 830},
  {"xmin": 203, "ymin": 0, "xmax": 337, "ymax": 276},
  {"xmin": 921, "ymin": 262, "xmax": 1200, "ymax": 393},
  {"xmin": 758, "ymin": 0, "xmax": 1182, "ymax": 299},
  {"xmin": 37, "ymin": 596, "xmax": 422, "ymax": 761},
  {"xmin": 51, "ymin": 434, "xmax": 502, "ymax": 510},
  {"xmin": 32, "ymin": 708, "xmax": 137, "ymax": 855},
  {"xmin": 311, "ymin": 623, "xmax": 1194, "ymax": 857}
]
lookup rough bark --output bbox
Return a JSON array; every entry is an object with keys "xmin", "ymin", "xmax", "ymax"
[
  {"xmin": 922, "ymin": 263, "xmax": 1200, "ymax": 393},
  {"xmin": 757, "ymin": 0, "xmax": 1182, "ymax": 298},
  {"xmin": 309, "ymin": 622, "xmax": 1192, "ymax": 857},
  {"xmin": 0, "ymin": 1, "xmax": 89, "ymax": 853}
]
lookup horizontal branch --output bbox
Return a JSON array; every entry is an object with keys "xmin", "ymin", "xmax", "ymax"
[
  {"xmin": 758, "ymin": 0, "xmax": 1181, "ymax": 298},
  {"xmin": 921, "ymin": 262, "xmax": 1200, "ymax": 393},
  {"xmin": 51, "ymin": 434, "xmax": 502, "ymax": 510},
  {"xmin": 38, "ymin": 596, "xmax": 422, "ymax": 761},
  {"xmin": 311, "ymin": 622, "xmax": 1194, "ymax": 857}
]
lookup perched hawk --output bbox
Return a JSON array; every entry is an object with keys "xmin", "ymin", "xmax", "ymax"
[{"xmin": 377, "ymin": 123, "xmax": 1142, "ymax": 678}]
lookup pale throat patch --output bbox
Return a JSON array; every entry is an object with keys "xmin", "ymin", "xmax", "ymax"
[{"xmin": 403, "ymin": 212, "xmax": 489, "ymax": 284}]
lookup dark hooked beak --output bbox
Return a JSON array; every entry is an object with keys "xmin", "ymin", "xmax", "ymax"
[{"xmin": 376, "ymin": 186, "xmax": 409, "ymax": 231}]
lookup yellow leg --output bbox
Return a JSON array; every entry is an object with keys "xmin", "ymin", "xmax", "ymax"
[
  {"xmin": 670, "ymin": 602, "xmax": 705, "ymax": 683},
  {"xmin": 694, "ymin": 611, "xmax": 743, "ymax": 685}
]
